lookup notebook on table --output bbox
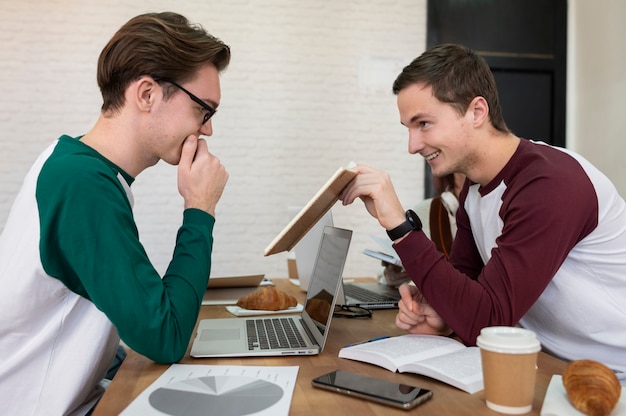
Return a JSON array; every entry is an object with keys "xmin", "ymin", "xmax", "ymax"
[
  {"xmin": 190, "ymin": 226, "xmax": 352, "ymax": 358},
  {"xmin": 202, "ymin": 274, "xmax": 272, "ymax": 305}
]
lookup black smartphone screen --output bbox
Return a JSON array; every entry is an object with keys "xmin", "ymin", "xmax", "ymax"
[{"xmin": 312, "ymin": 370, "xmax": 432, "ymax": 409}]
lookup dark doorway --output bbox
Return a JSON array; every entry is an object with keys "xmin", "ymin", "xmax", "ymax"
[{"xmin": 424, "ymin": 0, "xmax": 567, "ymax": 197}]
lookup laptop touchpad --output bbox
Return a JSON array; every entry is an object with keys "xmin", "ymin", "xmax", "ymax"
[{"xmin": 200, "ymin": 328, "xmax": 240, "ymax": 341}]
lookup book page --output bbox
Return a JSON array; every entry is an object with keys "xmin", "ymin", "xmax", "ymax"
[
  {"xmin": 400, "ymin": 347, "xmax": 483, "ymax": 394},
  {"xmin": 339, "ymin": 334, "xmax": 465, "ymax": 371},
  {"xmin": 264, "ymin": 163, "xmax": 357, "ymax": 256}
]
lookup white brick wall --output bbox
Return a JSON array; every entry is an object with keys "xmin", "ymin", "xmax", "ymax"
[{"xmin": 0, "ymin": 0, "xmax": 427, "ymax": 278}]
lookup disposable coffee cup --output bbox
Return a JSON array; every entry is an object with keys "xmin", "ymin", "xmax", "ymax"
[{"xmin": 476, "ymin": 326, "xmax": 541, "ymax": 414}]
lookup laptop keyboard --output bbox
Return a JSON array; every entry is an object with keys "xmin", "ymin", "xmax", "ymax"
[
  {"xmin": 343, "ymin": 284, "xmax": 398, "ymax": 302},
  {"xmin": 246, "ymin": 318, "xmax": 307, "ymax": 350}
]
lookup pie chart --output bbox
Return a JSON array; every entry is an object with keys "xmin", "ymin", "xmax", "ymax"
[{"xmin": 148, "ymin": 375, "xmax": 284, "ymax": 416}]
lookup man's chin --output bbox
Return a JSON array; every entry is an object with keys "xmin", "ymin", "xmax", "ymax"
[
  {"xmin": 429, "ymin": 163, "xmax": 454, "ymax": 178},
  {"xmin": 430, "ymin": 168, "xmax": 447, "ymax": 178},
  {"xmin": 162, "ymin": 153, "xmax": 182, "ymax": 166}
]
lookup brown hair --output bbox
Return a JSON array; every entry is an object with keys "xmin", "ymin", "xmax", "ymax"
[
  {"xmin": 97, "ymin": 12, "xmax": 231, "ymax": 112},
  {"xmin": 392, "ymin": 44, "xmax": 509, "ymax": 133},
  {"xmin": 433, "ymin": 174, "xmax": 456, "ymax": 194}
]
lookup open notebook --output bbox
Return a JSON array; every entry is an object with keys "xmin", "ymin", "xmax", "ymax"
[{"xmin": 191, "ymin": 226, "xmax": 352, "ymax": 357}]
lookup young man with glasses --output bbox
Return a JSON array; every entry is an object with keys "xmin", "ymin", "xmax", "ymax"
[
  {"xmin": 340, "ymin": 44, "xmax": 626, "ymax": 383},
  {"xmin": 0, "ymin": 12, "xmax": 231, "ymax": 414}
]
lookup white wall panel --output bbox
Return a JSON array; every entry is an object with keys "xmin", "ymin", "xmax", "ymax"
[{"xmin": 0, "ymin": 0, "xmax": 426, "ymax": 278}]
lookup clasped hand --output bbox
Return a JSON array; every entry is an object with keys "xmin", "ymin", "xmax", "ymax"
[{"xmin": 395, "ymin": 283, "xmax": 453, "ymax": 336}]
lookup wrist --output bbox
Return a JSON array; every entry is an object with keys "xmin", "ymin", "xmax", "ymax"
[
  {"xmin": 184, "ymin": 199, "xmax": 216, "ymax": 216},
  {"xmin": 383, "ymin": 216, "xmax": 407, "ymax": 231},
  {"xmin": 386, "ymin": 209, "xmax": 422, "ymax": 240}
]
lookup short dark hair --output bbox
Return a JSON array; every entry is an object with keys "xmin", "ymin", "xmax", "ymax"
[
  {"xmin": 392, "ymin": 44, "xmax": 509, "ymax": 133},
  {"xmin": 434, "ymin": 173, "xmax": 456, "ymax": 194},
  {"xmin": 97, "ymin": 12, "xmax": 231, "ymax": 112}
]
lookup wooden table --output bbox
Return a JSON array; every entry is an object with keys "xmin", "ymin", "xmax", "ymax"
[{"xmin": 93, "ymin": 279, "xmax": 566, "ymax": 415}]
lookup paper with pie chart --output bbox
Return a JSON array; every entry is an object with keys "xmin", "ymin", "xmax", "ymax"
[{"xmin": 120, "ymin": 364, "xmax": 299, "ymax": 416}]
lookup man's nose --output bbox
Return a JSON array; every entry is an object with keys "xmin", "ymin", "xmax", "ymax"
[
  {"xmin": 408, "ymin": 130, "xmax": 424, "ymax": 154},
  {"xmin": 199, "ymin": 119, "xmax": 213, "ymax": 137}
]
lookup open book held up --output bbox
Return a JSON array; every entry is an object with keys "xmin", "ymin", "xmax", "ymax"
[
  {"xmin": 339, "ymin": 334, "xmax": 484, "ymax": 394},
  {"xmin": 264, "ymin": 162, "xmax": 357, "ymax": 256}
]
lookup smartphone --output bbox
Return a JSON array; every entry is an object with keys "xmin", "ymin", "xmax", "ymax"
[{"xmin": 311, "ymin": 370, "xmax": 432, "ymax": 410}]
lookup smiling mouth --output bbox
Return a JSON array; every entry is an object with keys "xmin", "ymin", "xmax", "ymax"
[{"xmin": 424, "ymin": 151, "xmax": 440, "ymax": 161}]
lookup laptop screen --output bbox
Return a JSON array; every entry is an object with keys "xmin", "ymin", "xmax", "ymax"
[
  {"xmin": 290, "ymin": 208, "xmax": 333, "ymax": 292},
  {"xmin": 301, "ymin": 226, "xmax": 351, "ymax": 345}
]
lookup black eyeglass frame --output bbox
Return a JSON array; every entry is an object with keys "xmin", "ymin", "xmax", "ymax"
[
  {"xmin": 333, "ymin": 304, "xmax": 373, "ymax": 319},
  {"xmin": 153, "ymin": 77, "xmax": 216, "ymax": 125}
]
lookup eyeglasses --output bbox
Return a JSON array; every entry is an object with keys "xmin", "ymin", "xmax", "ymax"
[
  {"xmin": 153, "ymin": 77, "xmax": 216, "ymax": 125},
  {"xmin": 333, "ymin": 304, "xmax": 373, "ymax": 319}
]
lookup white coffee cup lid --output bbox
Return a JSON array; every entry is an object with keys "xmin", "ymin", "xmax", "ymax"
[{"xmin": 476, "ymin": 326, "xmax": 541, "ymax": 354}]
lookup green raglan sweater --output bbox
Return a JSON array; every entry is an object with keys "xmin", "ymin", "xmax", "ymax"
[
  {"xmin": 0, "ymin": 135, "xmax": 215, "ymax": 414},
  {"xmin": 38, "ymin": 135, "xmax": 214, "ymax": 362}
]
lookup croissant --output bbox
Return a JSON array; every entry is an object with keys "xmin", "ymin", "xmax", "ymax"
[
  {"xmin": 304, "ymin": 298, "xmax": 331, "ymax": 323},
  {"xmin": 562, "ymin": 359, "xmax": 621, "ymax": 416},
  {"xmin": 236, "ymin": 286, "xmax": 298, "ymax": 311}
]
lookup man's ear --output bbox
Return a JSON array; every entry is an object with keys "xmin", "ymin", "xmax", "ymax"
[
  {"xmin": 468, "ymin": 96, "xmax": 490, "ymax": 127},
  {"xmin": 134, "ymin": 77, "xmax": 158, "ymax": 113}
]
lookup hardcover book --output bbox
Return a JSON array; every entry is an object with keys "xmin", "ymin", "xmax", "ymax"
[{"xmin": 264, "ymin": 162, "xmax": 357, "ymax": 256}]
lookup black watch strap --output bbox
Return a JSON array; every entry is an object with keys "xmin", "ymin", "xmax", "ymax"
[{"xmin": 386, "ymin": 209, "xmax": 422, "ymax": 240}]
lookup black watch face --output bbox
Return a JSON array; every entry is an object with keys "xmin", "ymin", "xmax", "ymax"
[{"xmin": 406, "ymin": 210, "xmax": 422, "ymax": 230}]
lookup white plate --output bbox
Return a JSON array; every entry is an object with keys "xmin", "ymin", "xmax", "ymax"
[
  {"xmin": 226, "ymin": 304, "xmax": 303, "ymax": 317},
  {"xmin": 541, "ymin": 375, "xmax": 625, "ymax": 415}
]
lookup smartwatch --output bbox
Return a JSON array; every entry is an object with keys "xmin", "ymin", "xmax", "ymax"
[{"xmin": 386, "ymin": 209, "xmax": 422, "ymax": 240}]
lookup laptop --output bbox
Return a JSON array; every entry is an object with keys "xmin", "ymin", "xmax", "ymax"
[
  {"xmin": 338, "ymin": 281, "xmax": 401, "ymax": 310},
  {"xmin": 190, "ymin": 226, "xmax": 352, "ymax": 357},
  {"xmin": 289, "ymin": 208, "xmax": 334, "ymax": 292},
  {"xmin": 293, "ymin": 217, "xmax": 400, "ymax": 308},
  {"xmin": 287, "ymin": 209, "xmax": 399, "ymax": 308}
]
